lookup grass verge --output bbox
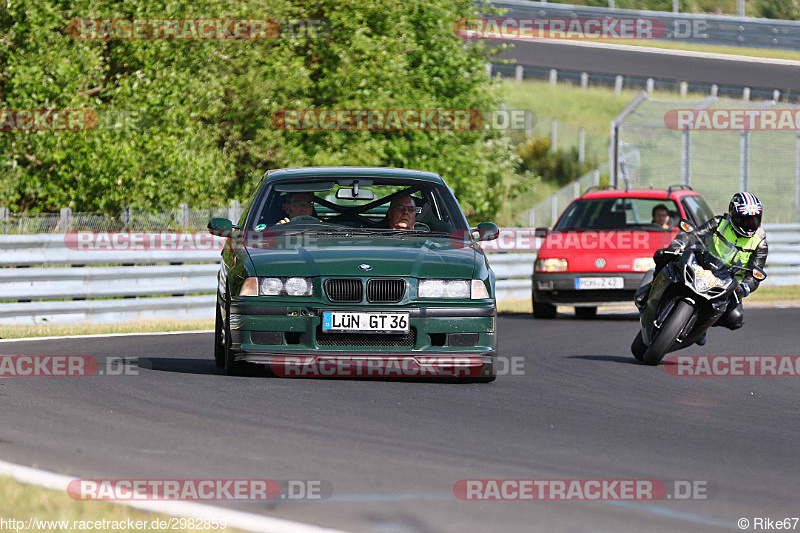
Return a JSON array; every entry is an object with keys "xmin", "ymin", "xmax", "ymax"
[
  {"xmin": 0, "ymin": 319, "xmax": 214, "ymax": 340},
  {"xmin": 0, "ymin": 475, "xmax": 241, "ymax": 532}
]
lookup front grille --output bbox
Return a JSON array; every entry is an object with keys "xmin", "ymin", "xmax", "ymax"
[
  {"xmin": 367, "ymin": 279, "xmax": 405, "ymax": 303},
  {"xmin": 325, "ymin": 279, "xmax": 363, "ymax": 303},
  {"xmin": 315, "ymin": 326, "xmax": 416, "ymax": 347}
]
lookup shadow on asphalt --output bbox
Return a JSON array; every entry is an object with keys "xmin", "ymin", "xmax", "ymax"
[
  {"xmin": 138, "ymin": 357, "xmax": 227, "ymax": 375},
  {"xmin": 499, "ymin": 312, "xmax": 639, "ymax": 321},
  {"xmin": 566, "ymin": 355, "xmax": 640, "ymax": 365}
]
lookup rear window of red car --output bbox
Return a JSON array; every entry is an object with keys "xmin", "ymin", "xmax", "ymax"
[{"xmin": 554, "ymin": 197, "xmax": 680, "ymax": 231}]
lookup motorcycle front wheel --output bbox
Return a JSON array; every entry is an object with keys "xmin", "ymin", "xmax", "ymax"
[{"xmin": 643, "ymin": 300, "xmax": 695, "ymax": 366}]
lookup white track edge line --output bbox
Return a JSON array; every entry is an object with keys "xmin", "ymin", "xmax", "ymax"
[{"xmin": 0, "ymin": 459, "xmax": 349, "ymax": 533}]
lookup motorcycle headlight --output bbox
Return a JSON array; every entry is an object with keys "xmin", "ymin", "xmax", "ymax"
[{"xmin": 692, "ymin": 265, "xmax": 724, "ymax": 293}]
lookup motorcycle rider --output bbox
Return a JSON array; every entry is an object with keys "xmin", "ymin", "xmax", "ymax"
[{"xmin": 635, "ymin": 192, "xmax": 768, "ymax": 345}]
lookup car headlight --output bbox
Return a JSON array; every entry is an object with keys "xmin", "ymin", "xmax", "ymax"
[
  {"xmin": 239, "ymin": 277, "xmax": 313, "ymax": 296},
  {"xmin": 418, "ymin": 279, "xmax": 470, "ymax": 299},
  {"xmin": 535, "ymin": 258, "xmax": 568, "ymax": 272},
  {"xmin": 633, "ymin": 257, "xmax": 656, "ymax": 272}
]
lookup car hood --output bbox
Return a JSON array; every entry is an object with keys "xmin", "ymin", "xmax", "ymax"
[
  {"xmin": 245, "ymin": 234, "xmax": 477, "ymax": 279},
  {"xmin": 538, "ymin": 229, "xmax": 677, "ymax": 272}
]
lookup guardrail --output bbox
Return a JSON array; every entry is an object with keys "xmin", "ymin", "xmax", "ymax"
[
  {"xmin": 0, "ymin": 226, "xmax": 797, "ymax": 324},
  {"xmin": 492, "ymin": 0, "xmax": 800, "ymax": 50}
]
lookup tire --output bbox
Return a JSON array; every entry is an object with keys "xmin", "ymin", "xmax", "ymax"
[
  {"xmin": 575, "ymin": 307, "xmax": 597, "ymax": 319},
  {"xmin": 223, "ymin": 287, "xmax": 247, "ymax": 376},
  {"xmin": 532, "ymin": 292, "xmax": 557, "ymax": 319},
  {"xmin": 643, "ymin": 300, "xmax": 695, "ymax": 366},
  {"xmin": 214, "ymin": 298, "xmax": 225, "ymax": 367},
  {"xmin": 631, "ymin": 330, "xmax": 646, "ymax": 361}
]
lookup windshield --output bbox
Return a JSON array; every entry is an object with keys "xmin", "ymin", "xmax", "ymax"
[
  {"xmin": 554, "ymin": 197, "xmax": 680, "ymax": 231},
  {"xmin": 247, "ymin": 176, "xmax": 468, "ymax": 235},
  {"xmin": 699, "ymin": 233, "xmax": 742, "ymax": 271}
]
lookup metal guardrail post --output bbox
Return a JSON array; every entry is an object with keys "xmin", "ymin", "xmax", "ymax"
[
  {"xmin": 614, "ymin": 76, "xmax": 623, "ymax": 95},
  {"xmin": 515, "ymin": 65, "xmax": 524, "ymax": 83},
  {"xmin": 59, "ymin": 208, "xmax": 72, "ymax": 232},
  {"xmin": 178, "ymin": 203, "xmax": 189, "ymax": 228},
  {"xmin": 681, "ymin": 128, "xmax": 691, "ymax": 186},
  {"xmin": 549, "ymin": 69, "xmax": 557, "ymax": 86}
]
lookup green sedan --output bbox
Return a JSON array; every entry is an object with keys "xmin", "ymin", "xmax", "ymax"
[{"xmin": 208, "ymin": 167, "xmax": 499, "ymax": 382}]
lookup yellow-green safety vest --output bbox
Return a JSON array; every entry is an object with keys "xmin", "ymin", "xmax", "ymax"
[{"xmin": 708, "ymin": 217, "xmax": 762, "ymax": 279}]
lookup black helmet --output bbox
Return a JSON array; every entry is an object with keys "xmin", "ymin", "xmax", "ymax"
[{"xmin": 728, "ymin": 192, "xmax": 762, "ymax": 238}]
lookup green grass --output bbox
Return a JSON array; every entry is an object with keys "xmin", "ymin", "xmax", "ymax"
[
  {"xmin": 0, "ymin": 475, "xmax": 242, "ymax": 532},
  {"xmin": 0, "ymin": 319, "xmax": 214, "ymax": 339}
]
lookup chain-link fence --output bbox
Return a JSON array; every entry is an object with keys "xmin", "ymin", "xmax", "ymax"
[
  {"xmin": 613, "ymin": 96, "xmax": 800, "ymax": 223},
  {"xmin": 526, "ymin": 167, "xmax": 609, "ymax": 228},
  {"xmin": 0, "ymin": 202, "xmax": 242, "ymax": 234}
]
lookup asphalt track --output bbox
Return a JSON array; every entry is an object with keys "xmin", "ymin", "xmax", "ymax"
[
  {"xmin": 1, "ymin": 307, "xmax": 799, "ymax": 532},
  {"xmin": 499, "ymin": 40, "xmax": 800, "ymax": 93}
]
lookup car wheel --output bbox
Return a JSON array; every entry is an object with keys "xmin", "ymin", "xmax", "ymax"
[
  {"xmin": 575, "ymin": 307, "xmax": 597, "ymax": 319},
  {"xmin": 223, "ymin": 287, "xmax": 247, "ymax": 376},
  {"xmin": 532, "ymin": 293, "xmax": 557, "ymax": 319},
  {"xmin": 214, "ymin": 297, "xmax": 225, "ymax": 367},
  {"xmin": 631, "ymin": 330, "xmax": 646, "ymax": 361}
]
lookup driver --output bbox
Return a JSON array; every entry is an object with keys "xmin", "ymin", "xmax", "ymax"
[
  {"xmin": 276, "ymin": 192, "xmax": 317, "ymax": 225},
  {"xmin": 638, "ymin": 192, "xmax": 768, "ymax": 344},
  {"xmin": 375, "ymin": 194, "xmax": 419, "ymax": 230},
  {"xmin": 651, "ymin": 204, "xmax": 670, "ymax": 229}
]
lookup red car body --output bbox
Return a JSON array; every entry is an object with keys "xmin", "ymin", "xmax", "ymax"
[{"xmin": 532, "ymin": 186, "xmax": 715, "ymax": 318}]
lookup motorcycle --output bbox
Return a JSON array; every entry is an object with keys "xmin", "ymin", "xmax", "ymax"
[{"xmin": 631, "ymin": 220, "xmax": 767, "ymax": 365}]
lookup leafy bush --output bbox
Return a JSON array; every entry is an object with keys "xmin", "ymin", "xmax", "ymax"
[{"xmin": 517, "ymin": 136, "xmax": 595, "ymax": 187}]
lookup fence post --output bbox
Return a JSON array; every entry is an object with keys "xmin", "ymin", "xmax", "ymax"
[
  {"xmin": 646, "ymin": 78, "xmax": 654, "ymax": 95},
  {"xmin": 673, "ymin": 0, "xmax": 679, "ymax": 11},
  {"xmin": 609, "ymin": 0, "xmax": 615, "ymax": 8},
  {"xmin": 524, "ymin": 111, "xmax": 533, "ymax": 138},
  {"xmin": 743, "ymin": 87, "xmax": 750, "ymax": 101},
  {"xmin": 60, "ymin": 207, "xmax": 72, "ymax": 231},
  {"xmin": 0, "ymin": 207, "xmax": 8, "ymax": 234},
  {"xmin": 740, "ymin": 130, "xmax": 750, "ymax": 191},
  {"xmin": 578, "ymin": 127, "xmax": 586, "ymax": 163},
  {"xmin": 593, "ymin": 168, "xmax": 600, "ymax": 186},
  {"xmin": 614, "ymin": 75, "xmax": 623, "ymax": 95},
  {"xmin": 681, "ymin": 128, "xmax": 691, "ymax": 186},
  {"xmin": 711, "ymin": 84, "xmax": 718, "ymax": 97},
  {"xmin": 529, "ymin": 210, "xmax": 536, "ymax": 228},
  {"xmin": 515, "ymin": 65, "xmax": 524, "ymax": 84},
  {"xmin": 773, "ymin": 89, "xmax": 780, "ymax": 102},
  {"xmin": 551, "ymin": 196, "xmax": 559, "ymax": 225},
  {"xmin": 229, "ymin": 199, "xmax": 241, "ymax": 223},
  {"xmin": 121, "ymin": 206, "xmax": 131, "ymax": 230},
  {"xmin": 178, "ymin": 203, "xmax": 189, "ymax": 228},
  {"xmin": 573, "ymin": 181, "xmax": 581, "ymax": 199},
  {"xmin": 485, "ymin": 63, "xmax": 492, "ymax": 79},
  {"xmin": 581, "ymin": 72, "xmax": 588, "ymax": 90},
  {"xmin": 680, "ymin": 81, "xmax": 688, "ymax": 97},
  {"xmin": 737, "ymin": 0, "xmax": 745, "ymax": 16},
  {"xmin": 549, "ymin": 69, "xmax": 557, "ymax": 86},
  {"xmin": 551, "ymin": 119, "xmax": 558, "ymax": 151}
]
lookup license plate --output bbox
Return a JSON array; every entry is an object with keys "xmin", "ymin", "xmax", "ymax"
[
  {"xmin": 322, "ymin": 312, "xmax": 410, "ymax": 333},
  {"xmin": 575, "ymin": 277, "xmax": 624, "ymax": 289}
]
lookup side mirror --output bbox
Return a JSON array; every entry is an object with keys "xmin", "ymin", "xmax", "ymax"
[
  {"xmin": 208, "ymin": 217, "xmax": 234, "ymax": 237},
  {"xmin": 534, "ymin": 227, "xmax": 550, "ymax": 238},
  {"xmin": 752, "ymin": 267, "xmax": 767, "ymax": 281},
  {"xmin": 679, "ymin": 219, "xmax": 695, "ymax": 232},
  {"xmin": 471, "ymin": 222, "xmax": 499, "ymax": 242}
]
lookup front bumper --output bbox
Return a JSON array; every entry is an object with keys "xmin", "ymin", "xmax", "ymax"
[
  {"xmin": 532, "ymin": 272, "xmax": 647, "ymax": 306},
  {"xmin": 227, "ymin": 304, "xmax": 497, "ymax": 375}
]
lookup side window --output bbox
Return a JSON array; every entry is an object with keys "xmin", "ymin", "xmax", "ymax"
[{"xmin": 682, "ymin": 196, "xmax": 715, "ymax": 226}]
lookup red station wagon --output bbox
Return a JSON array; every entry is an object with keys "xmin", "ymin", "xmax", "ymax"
[{"xmin": 532, "ymin": 185, "xmax": 715, "ymax": 318}]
